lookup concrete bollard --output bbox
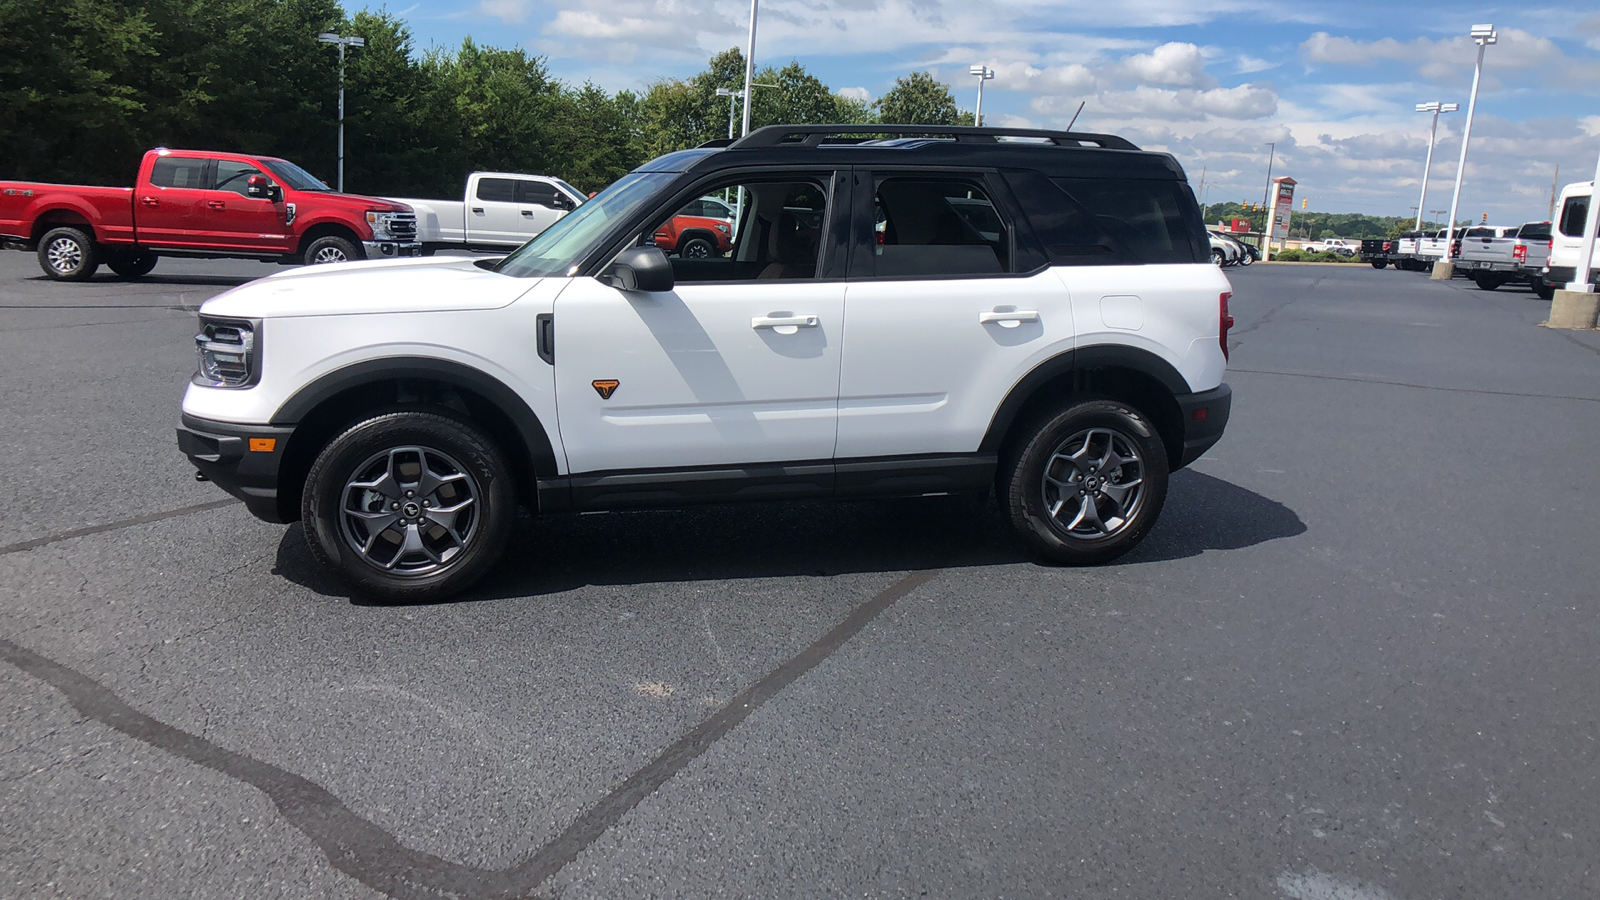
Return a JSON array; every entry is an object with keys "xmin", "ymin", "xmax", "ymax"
[
  {"xmin": 1430, "ymin": 261, "xmax": 1455, "ymax": 281},
  {"xmin": 1548, "ymin": 290, "xmax": 1600, "ymax": 330}
]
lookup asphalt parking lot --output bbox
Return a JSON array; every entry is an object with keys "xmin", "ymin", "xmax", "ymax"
[{"xmin": 4, "ymin": 253, "xmax": 1600, "ymax": 899}]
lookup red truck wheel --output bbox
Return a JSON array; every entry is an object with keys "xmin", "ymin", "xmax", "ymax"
[
  {"xmin": 305, "ymin": 235, "xmax": 361, "ymax": 266},
  {"xmin": 107, "ymin": 249, "xmax": 158, "ymax": 278},
  {"xmin": 38, "ymin": 227, "xmax": 100, "ymax": 282}
]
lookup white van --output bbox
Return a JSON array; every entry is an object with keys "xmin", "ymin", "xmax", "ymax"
[{"xmin": 1542, "ymin": 181, "xmax": 1596, "ymax": 295}]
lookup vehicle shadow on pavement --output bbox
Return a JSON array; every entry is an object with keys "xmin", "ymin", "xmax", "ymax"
[
  {"xmin": 269, "ymin": 470, "xmax": 1305, "ymax": 605},
  {"xmin": 27, "ymin": 273, "xmax": 261, "ymax": 288}
]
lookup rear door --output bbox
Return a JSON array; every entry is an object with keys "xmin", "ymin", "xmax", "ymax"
[
  {"xmin": 835, "ymin": 170, "xmax": 1072, "ymax": 460},
  {"xmin": 202, "ymin": 158, "xmax": 291, "ymax": 252},
  {"xmin": 135, "ymin": 155, "xmax": 211, "ymax": 247},
  {"xmin": 515, "ymin": 180, "xmax": 572, "ymax": 237}
]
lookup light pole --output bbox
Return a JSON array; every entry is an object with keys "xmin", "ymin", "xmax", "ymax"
[
  {"xmin": 1259, "ymin": 141, "xmax": 1276, "ymax": 215},
  {"xmin": 739, "ymin": 0, "xmax": 759, "ymax": 137},
  {"xmin": 1412, "ymin": 101, "xmax": 1458, "ymax": 231},
  {"xmin": 317, "ymin": 32, "xmax": 364, "ymax": 192},
  {"xmin": 716, "ymin": 88, "xmax": 740, "ymax": 140},
  {"xmin": 1442, "ymin": 24, "xmax": 1495, "ymax": 265},
  {"xmin": 968, "ymin": 65, "xmax": 994, "ymax": 126}
]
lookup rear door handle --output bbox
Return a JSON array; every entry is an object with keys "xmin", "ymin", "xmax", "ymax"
[
  {"xmin": 141, "ymin": 196, "xmax": 159, "ymax": 207},
  {"xmin": 207, "ymin": 200, "xmax": 226, "ymax": 210},
  {"xmin": 520, "ymin": 209, "xmax": 535, "ymax": 217},
  {"xmin": 471, "ymin": 207, "xmax": 485, "ymax": 214},
  {"xmin": 752, "ymin": 314, "xmax": 819, "ymax": 334},
  {"xmin": 979, "ymin": 309, "xmax": 1039, "ymax": 328}
]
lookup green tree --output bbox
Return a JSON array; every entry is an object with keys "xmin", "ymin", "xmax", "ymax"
[{"xmin": 873, "ymin": 71, "xmax": 969, "ymax": 125}]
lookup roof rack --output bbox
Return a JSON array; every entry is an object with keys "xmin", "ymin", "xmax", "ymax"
[{"xmin": 728, "ymin": 124, "xmax": 1139, "ymax": 151}]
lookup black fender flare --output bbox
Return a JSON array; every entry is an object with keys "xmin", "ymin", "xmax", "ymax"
[
  {"xmin": 979, "ymin": 344, "xmax": 1190, "ymax": 453},
  {"xmin": 271, "ymin": 356, "xmax": 559, "ymax": 476}
]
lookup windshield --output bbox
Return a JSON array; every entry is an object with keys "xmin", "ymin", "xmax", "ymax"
[
  {"xmin": 260, "ymin": 158, "xmax": 331, "ymax": 192},
  {"xmin": 496, "ymin": 172, "xmax": 674, "ymax": 278}
]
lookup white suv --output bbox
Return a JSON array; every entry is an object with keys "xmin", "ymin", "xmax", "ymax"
[{"xmin": 179, "ymin": 125, "xmax": 1234, "ymax": 602}]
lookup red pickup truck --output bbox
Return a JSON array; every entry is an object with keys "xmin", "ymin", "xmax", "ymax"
[{"xmin": 0, "ymin": 148, "xmax": 419, "ymax": 281}]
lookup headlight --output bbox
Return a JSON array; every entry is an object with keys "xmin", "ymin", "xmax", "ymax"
[
  {"xmin": 366, "ymin": 210, "xmax": 394, "ymax": 239},
  {"xmin": 193, "ymin": 317, "xmax": 261, "ymax": 388},
  {"xmin": 715, "ymin": 223, "xmax": 730, "ymax": 235}
]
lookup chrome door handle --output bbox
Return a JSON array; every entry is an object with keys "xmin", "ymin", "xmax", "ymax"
[
  {"xmin": 979, "ymin": 309, "xmax": 1039, "ymax": 328},
  {"xmin": 752, "ymin": 314, "xmax": 819, "ymax": 333},
  {"xmin": 208, "ymin": 200, "xmax": 226, "ymax": 210},
  {"xmin": 141, "ymin": 196, "xmax": 159, "ymax": 207}
]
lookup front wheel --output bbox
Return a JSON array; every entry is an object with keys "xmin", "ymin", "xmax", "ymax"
[
  {"xmin": 107, "ymin": 249, "xmax": 158, "ymax": 278},
  {"xmin": 1210, "ymin": 248, "xmax": 1226, "ymax": 266},
  {"xmin": 304, "ymin": 234, "xmax": 361, "ymax": 266},
  {"xmin": 1000, "ymin": 399, "xmax": 1169, "ymax": 566},
  {"xmin": 37, "ymin": 226, "xmax": 99, "ymax": 281},
  {"xmin": 680, "ymin": 236, "xmax": 715, "ymax": 259},
  {"xmin": 1239, "ymin": 253, "xmax": 1254, "ymax": 267},
  {"xmin": 301, "ymin": 410, "xmax": 516, "ymax": 603}
]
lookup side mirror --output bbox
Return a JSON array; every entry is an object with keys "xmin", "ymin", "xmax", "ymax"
[
  {"xmin": 550, "ymin": 195, "xmax": 574, "ymax": 211},
  {"xmin": 600, "ymin": 245, "xmax": 674, "ymax": 293},
  {"xmin": 247, "ymin": 175, "xmax": 283, "ymax": 202}
]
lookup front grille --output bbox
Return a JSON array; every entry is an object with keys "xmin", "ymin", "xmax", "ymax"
[{"xmin": 388, "ymin": 213, "xmax": 417, "ymax": 241}]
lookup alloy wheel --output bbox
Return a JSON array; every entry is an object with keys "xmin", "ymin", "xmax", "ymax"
[
  {"xmin": 46, "ymin": 237, "xmax": 82, "ymax": 274},
  {"xmin": 339, "ymin": 445, "xmax": 480, "ymax": 575},
  {"xmin": 1040, "ymin": 427, "xmax": 1147, "ymax": 541}
]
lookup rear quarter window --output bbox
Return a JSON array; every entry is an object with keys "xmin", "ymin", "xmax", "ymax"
[{"xmin": 1004, "ymin": 171, "xmax": 1205, "ymax": 265}]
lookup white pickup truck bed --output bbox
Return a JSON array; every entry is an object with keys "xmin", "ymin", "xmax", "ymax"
[{"xmin": 389, "ymin": 172, "xmax": 586, "ymax": 254}]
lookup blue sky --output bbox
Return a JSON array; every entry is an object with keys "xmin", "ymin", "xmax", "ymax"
[{"xmin": 370, "ymin": 0, "xmax": 1600, "ymax": 223}]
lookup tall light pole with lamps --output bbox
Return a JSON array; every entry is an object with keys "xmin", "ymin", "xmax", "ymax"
[
  {"xmin": 739, "ymin": 0, "xmax": 759, "ymax": 137},
  {"xmin": 1412, "ymin": 102, "xmax": 1456, "ymax": 232},
  {"xmin": 969, "ymin": 65, "xmax": 994, "ymax": 126},
  {"xmin": 317, "ymin": 31, "xmax": 364, "ymax": 192},
  {"xmin": 1438, "ymin": 24, "xmax": 1495, "ymax": 275},
  {"xmin": 716, "ymin": 88, "xmax": 740, "ymax": 140}
]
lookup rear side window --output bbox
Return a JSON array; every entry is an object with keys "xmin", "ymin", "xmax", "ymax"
[
  {"xmin": 1004, "ymin": 171, "xmax": 1204, "ymax": 265},
  {"xmin": 870, "ymin": 177, "xmax": 1011, "ymax": 278},
  {"xmin": 149, "ymin": 157, "xmax": 207, "ymax": 189},
  {"xmin": 476, "ymin": 178, "xmax": 516, "ymax": 203},
  {"xmin": 1559, "ymin": 196, "xmax": 1590, "ymax": 238}
]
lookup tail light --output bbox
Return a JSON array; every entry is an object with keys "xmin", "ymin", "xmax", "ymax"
[
  {"xmin": 1219, "ymin": 291, "xmax": 1234, "ymax": 361},
  {"xmin": 1383, "ymin": 241, "xmax": 1392, "ymax": 252},
  {"xmin": 1513, "ymin": 243, "xmax": 1527, "ymax": 264}
]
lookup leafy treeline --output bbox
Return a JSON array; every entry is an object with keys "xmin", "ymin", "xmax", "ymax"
[
  {"xmin": 0, "ymin": 0, "xmax": 972, "ymax": 197},
  {"xmin": 1198, "ymin": 202, "xmax": 1468, "ymax": 240}
]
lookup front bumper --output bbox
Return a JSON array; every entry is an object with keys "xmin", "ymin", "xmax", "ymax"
[
  {"xmin": 1175, "ymin": 384, "xmax": 1231, "ymax": 469},
  {"xmin": 362, "ymin": 240, "xmax": 423, "ymax": 259},
  {"xmin": 177, "ymin": 415, "xmax": 295, "ymax": 523}
]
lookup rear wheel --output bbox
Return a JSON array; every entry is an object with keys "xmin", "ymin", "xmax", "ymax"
[
  {"xmin": 1370, "ymin": 260, "xmax": 1388, "ymax": 269},
  {"xmin": 1473, "ymin": 273, "xmax": 1503, "ymax": 291},
  {"xmin": 1533, "ymin": 278, "xmax": 1555, "ymax": 301},
  {"xmin": 106, "ymin": 249, "xmax": 158, "ymax": 278},
  {"xmin": 37, "ymin": 226, "xmax": 99, "ymax": 281},
  {"xmin": 1000, "ymin": 399, "xmax": 1169, "ymax": 566},
  {"xmin": 301, "ymin": 410, "xmax": 516, "ymax": 603}
]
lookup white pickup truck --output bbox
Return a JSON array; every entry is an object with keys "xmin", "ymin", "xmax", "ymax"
[
  {"xmin": 389, "ymin": 173, "xmax": 587, "ymax": 255},
  {"xmin": 1541, "ymin": 181, "xmax": 1595, "ymax": 300},
  {"xmin": 1302, "ymin": 238, "xmax": 1355, "ymax": 256},
  {"xmin": 1456, "ymin": 222, "xmax": 1552, "ymax": 292}
]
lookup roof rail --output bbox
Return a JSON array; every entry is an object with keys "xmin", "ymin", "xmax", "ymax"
[{"xmin": 728, "ymin": 124, "xmax": 1139, "ymax": 151}]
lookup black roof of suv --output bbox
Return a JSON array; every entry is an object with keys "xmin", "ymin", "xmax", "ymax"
[{"xmin": 641, "ymin": 124, "xmax": 1189, "ymax": 182}]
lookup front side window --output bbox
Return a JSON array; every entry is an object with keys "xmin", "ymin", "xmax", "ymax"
[
  {"xmin": 517, "ymin": 181, "xmax": 558, "ymax": 206},
  {"xmin": 641, "ymin": 179, "xmax": 829, "ymax": 283},
  {"xmin": 149, "ymin": 157, "xmax": 207, "ymax": 189},
  {"xmin": 214, "ymin": 160, "xmax": 267, "ymax": 197},
  {"xmin": 870, "ymin": 177, "xmax": 1010, "ymax": 278},
  {"xmin": 1559, "ymin": 196, "xmax": 1590, "ymax": 238}
]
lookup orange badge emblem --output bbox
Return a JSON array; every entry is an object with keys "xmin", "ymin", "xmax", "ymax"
[{"xmin": 592, "ymin": 379, "xmax": 619, "ymax": 399}]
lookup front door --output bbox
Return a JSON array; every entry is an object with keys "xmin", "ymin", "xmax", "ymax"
[
  {"xmin": 553, "ymin": 174, "xmax": 847, "ymax": 478},
  {"xmin": 203, "ymin": 158, "xmax": 291, "ymax": 252}
]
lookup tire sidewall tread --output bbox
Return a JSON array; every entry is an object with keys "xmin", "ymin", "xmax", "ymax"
[{"xmin": 301, "ymin": 409, "xmax": 515, "ymax": 603}]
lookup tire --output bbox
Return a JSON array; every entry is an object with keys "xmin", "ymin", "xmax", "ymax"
[
  {"xmin": 1210, "ymin": 248, "xmax": 1226, "ymax": 266},
  {"xmin": 1473, "ymin": 274, "xmax": 1503, "ymax": 291},
  {"xmin": 680, "ymin": 236, "xmax": 715, "ymax": 259},
  {"xmin": 37, "ymin": 226, "xmax": 99, "ymax": 281},
  {"xmin": 304, "ymin": 234, "xmax": 362, "ymax": 266},
  {"xmin": 300, "ymin": 410, "xmax": 517, "ymax": 603},
  {"xmin": 1370, "ymin": 260, "xmax": 1388, "ymax": 269},
  {"xmin": 1000, "ymin": 399, "xmax": 1169, "ymax": 566},
  {"xmin": 1533, "ymin": 278, "xmax": 1555, "ymax": 301},
  {"xmin": 106, "ymin": 249, "xmax": 158, "ymax": 278},
  {"xmin": 1239, "ymin": 253, "xmax": 1254, "ymax": 267}
]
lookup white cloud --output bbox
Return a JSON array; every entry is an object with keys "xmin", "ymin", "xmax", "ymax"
[
  {"xmin": 1115, "ymin": 42, "xmax": 1214, "ymax": 88},
  {"xmin": 478, "ymin": 0, "xmax": 532, "ymax": 24},
  {"xmin": 837, "ymin": 86, "xmax": 871, "ymax": 103},
  {"xmin": 1236, "ymin": 55, "xmax": 1273, "ymax": 74}
]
